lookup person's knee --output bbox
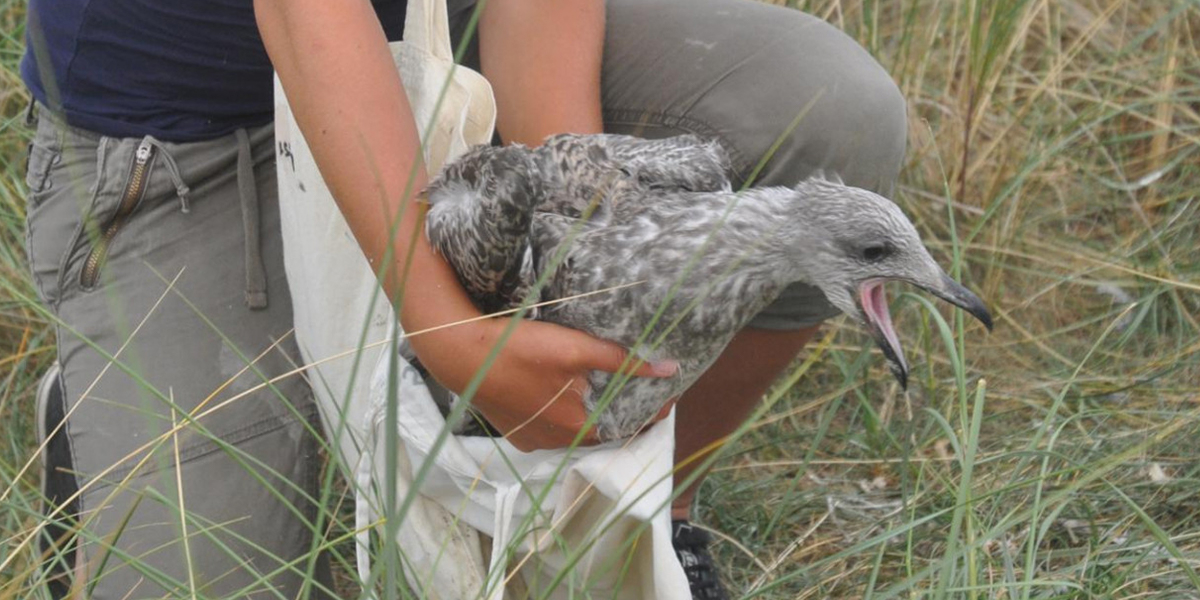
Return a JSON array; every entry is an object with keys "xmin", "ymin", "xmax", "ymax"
[
  {"xmin": 696, "ymin": 11, "xmax": 908, "ymax": 193},
  {"xmin": 808, "ymin": 60, "xmax": 908, "ymax": 193}
]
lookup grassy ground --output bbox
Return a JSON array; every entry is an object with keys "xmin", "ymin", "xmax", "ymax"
[
  {"xmin": 2, "ymin": 0, "xmax": 1199, "ymax": 598},
  {"xmin": 0, "ymin": 0, "xmax": 55, "ymax": 595}
]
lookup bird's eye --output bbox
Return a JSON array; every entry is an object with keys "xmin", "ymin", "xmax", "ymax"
[{"xmin": 862, "ymin": 244, "xmax": 890, "ymax": 262}]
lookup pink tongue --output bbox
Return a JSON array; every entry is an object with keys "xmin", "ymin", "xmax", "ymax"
[{"xmin": 862, "ymin": 282, "xmax": 901, "ymax": 357}]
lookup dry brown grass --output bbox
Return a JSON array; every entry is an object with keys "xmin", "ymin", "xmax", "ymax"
[{"xmin": 702, "ymin": 1, "xmax": 1200, "ymax": 597}]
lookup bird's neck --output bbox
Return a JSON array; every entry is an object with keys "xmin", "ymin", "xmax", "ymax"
[
  {"xmin": 676, "ymin": 188, "xmax": 821, "ymax": 323},
  {"xmin": 712, "ymin": 187, "xmax": 821, "ymax": 277}
]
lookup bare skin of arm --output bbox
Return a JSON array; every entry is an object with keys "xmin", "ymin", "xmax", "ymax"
[
  {"xmin": 479, "ymin": 0, "xmax": 606, "ymax": 145},
  {"xmin": 254, "ymin": 0, "xmax": 673, "ymax": 452}
]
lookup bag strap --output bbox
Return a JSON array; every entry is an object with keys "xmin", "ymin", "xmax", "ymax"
[
  {"xmin": 354, "ymin": 396, "xmax": 384, "ymax": 594},
  {"xmin": 404, "ymin": 0, "xmax": 454, "ymax": 62}
]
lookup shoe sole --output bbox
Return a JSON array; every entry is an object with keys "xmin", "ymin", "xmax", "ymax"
[{"xmin": 35, "ymin": 361, "xmax": 63, "ymax": 461}]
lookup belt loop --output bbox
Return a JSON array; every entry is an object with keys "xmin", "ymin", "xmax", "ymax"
[
  {"xmin": 24, "ymin": 97, "xmax": 38, "ymax": 128},
  {"xmin": 236, "ymin": 128, "xmax": 269, "ymax": 310}
]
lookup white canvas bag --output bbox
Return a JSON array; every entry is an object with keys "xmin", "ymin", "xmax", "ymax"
[
  {"xmin": 274, "ymin": 0, "xmax": 494, "ymax": 465},
  {"xmin": 357, "ymin": 352, "xmax": 690, "ymax": 599},
  {"xmin": 274, "ymin": 0, "xmax": 495, "ymax": 590},
  {"xmin": 274, "ymin": 0, "xmax": 690, "ymax": 596}
]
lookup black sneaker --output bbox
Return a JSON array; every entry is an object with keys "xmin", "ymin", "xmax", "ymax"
[
  {"xmin": 36, "ymin": 363, "xmax": 78, "ymax": 598},
  {"xmin": 672, "ymin": 520, "xmax": 731, "ymax": 600}
]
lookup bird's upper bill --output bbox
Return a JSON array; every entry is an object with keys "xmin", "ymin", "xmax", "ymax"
[{"xmin": 857, "ymin": 274, "xmax": 993, "ymax": 390}]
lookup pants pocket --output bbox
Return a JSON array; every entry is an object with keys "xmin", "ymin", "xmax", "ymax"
[
  {"xmin": 24, "ymin": 127, "xmax": 108, "ymax": 308},
  {"xmin": 24, "ymin": 141, "xmax": 61, "ymax": 201}
]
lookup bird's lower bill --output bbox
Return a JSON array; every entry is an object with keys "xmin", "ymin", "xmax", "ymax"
[
  {"xmin": 857, "ymin": 275, "xmax": 992, "ymax": 391},
  {"xmin": 858, "ymin": 280, "xmax": 910, "ymax": 389}
]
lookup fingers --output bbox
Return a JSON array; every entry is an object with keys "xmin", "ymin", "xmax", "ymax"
[
  {"xmin": 654, "ymin": 396, "xmax": 679, "ymax": 422},
  {"xmin": 578, "ymin": 338, "xmax": 678, "ymax": 378},
  {"xmin": 525, "ymin": 320, "xmax": 676, "ymax": 378},
  {"xmin": 577, "ymin": 424, "xmax": 603, "ymax": 446},
  {"xmin": 498, "ymin": 378, "xmax": 604, "ymax": 452},
  {"xmin": 505, "ymin": 414, "xmax": 602, "ymax": 452},
  {"xmin": 549, "ymin": 384, "xmax": 604, "ymax": 447},
  {"xmin": 468, "ymin": 321, "xmax": 676, "ymax": 451}
]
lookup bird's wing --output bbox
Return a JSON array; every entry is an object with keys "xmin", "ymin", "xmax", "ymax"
[
  {"xmin": 596, "ymin": 134, "xmax": 733, "ymax": 194},
  {"xmin": 529, "ymin": 211, "xmax": 594, "ymax": 308},
  {"xmin": 424, "ymin": 145, "xmax": 542, "ymax": 314},
  {"xmin": 533, "ymin": 135, "xmax": 630, "ymax": 218},
  {"xmin": 530, "ymin": 212, "xmax": 579, "ymax": 279},
  {"xmin": 534, "ymin": 133, "xmax": 732, "ymax": 220}
]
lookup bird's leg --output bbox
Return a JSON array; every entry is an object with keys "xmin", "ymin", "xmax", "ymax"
[{"xmin": 671, "ymin": 325, "xmax": 820, "ymax": 519}]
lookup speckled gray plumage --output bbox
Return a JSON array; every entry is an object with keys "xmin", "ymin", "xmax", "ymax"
[
  {"xmin": 423, "ymin": 134, "xmax": 991, "ymax": 441},
  {"xmin": 532, "ymin": 133, "xmax": 732, "ymax": 219},
  {"xmin": 424, "ymin": 144, "xmax": 543, "ymax": 316}
]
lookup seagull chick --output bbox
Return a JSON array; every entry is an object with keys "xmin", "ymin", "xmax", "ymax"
[{"xmin": 423, "ymin": 134, "xmax": 992, "ymax": 441}]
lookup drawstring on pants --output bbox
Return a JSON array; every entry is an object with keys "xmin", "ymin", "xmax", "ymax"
[
  {"xmin": 235, "ymin": 128, "xmax": 269, "ymax": 310},
  {"xmin": 145, "ymin": 132, "xmax": 267, "ymax": 310},
  {"xmin": 144, "ymin": 137, "xmax": 192, "ymax": 213},
  {"xmin": 24, "ymin": 98, "xmax": 38, "ymax": 127}
]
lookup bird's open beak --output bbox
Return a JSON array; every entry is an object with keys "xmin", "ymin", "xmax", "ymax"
[
  {"xmin": 857, "ymin": 274, "xmax": 992, "ymax": 390},
  {"xmin": 928, "ymin": 273, "xmax": 994, "ymax": 332}
]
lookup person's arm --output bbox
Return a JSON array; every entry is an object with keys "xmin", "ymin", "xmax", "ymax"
[
  {"xmin": 479, "ymin": 0, "xmax": 606, "ymax": 145},
  {"xmin": 255, "ymin": 0, "xmax": 672, "ymax": 451}
]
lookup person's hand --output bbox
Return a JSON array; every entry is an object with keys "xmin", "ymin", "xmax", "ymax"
[{"xmin": 407, "ymin": 316, "xmax": 678, "ymax": 452}]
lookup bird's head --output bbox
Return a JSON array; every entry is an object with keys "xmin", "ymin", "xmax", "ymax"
[
  {"xmin": 791, "ymin": 176, "xmax": 993, "ymax": 389},
  {"xmin": 428, "ymin": 144, "xmax": 543, "ymax": 213}
]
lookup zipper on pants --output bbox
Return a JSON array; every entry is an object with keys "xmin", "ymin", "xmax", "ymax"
[{"xmin": 80, "ymin": 139, "xmax": 154, "ymax": 290}]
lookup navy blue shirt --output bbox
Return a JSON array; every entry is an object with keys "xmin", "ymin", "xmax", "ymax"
[{"xmin": 22, "ymin": 0, "xmax": 406, "ymax": 142}]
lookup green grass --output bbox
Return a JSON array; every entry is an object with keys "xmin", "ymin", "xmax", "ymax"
[
  {"xmin": 3, "ymin": 0, "xmax": 1200, "ymax": 598},
  {"xmin": 1, "ymin": 0, "xmax": 51, "ymax": 596}
]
